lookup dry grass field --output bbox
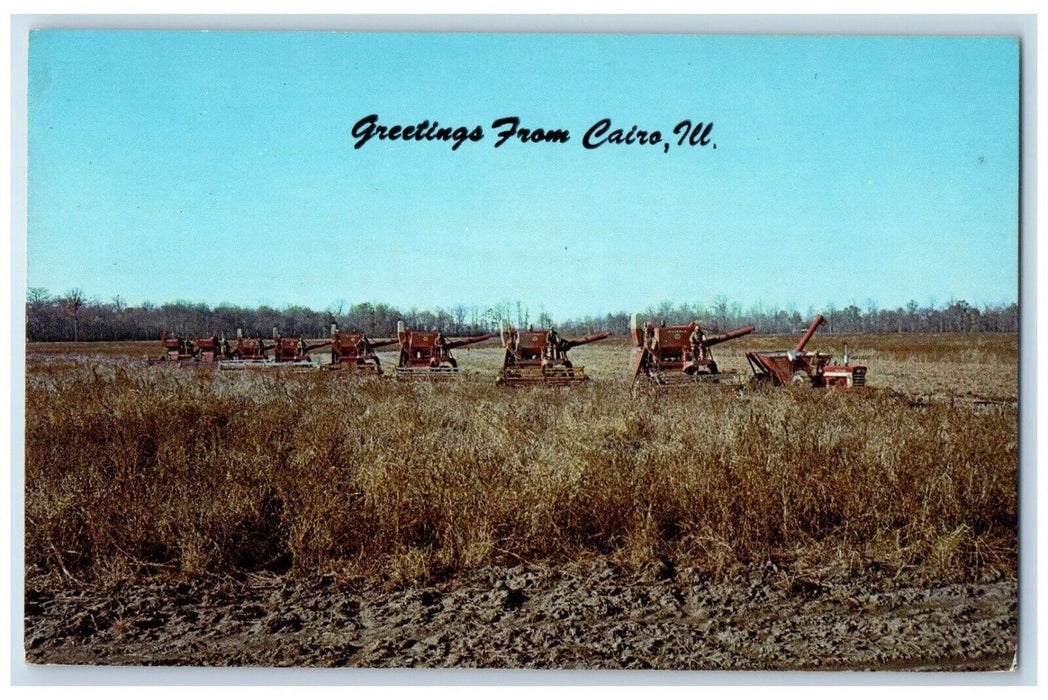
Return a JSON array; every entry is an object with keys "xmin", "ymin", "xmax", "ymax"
[{"xmin": 22, "ymin": 332, "xmax": 1019, "ymax": 668}]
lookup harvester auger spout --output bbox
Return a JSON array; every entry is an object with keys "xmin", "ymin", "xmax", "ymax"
[
  {"xmin": 794, "ymin": 314, "xmax": 827, "ymax": 354},
  {"xmin": 496, "ymin": 321, "xmax": 611, "ymax": 386},
  {"xmin": 629, "ymin": 313, "xmax": 753, "ymax": 387},
  {"xmin": 394, "ymin": 320, "xmax": 494, "ymax": 379},
  {"xmin": 559, "ymin": 332, "xmax": 613, "ymax": 352},
  {"xmin": 326, "ymin": 323, "xmax": 397, "ymax": 374},
  {"xmin": 745, "ymin": 314, "xmax": 867, "ymax": 388}
]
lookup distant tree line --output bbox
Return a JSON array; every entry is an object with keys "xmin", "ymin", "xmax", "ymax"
[
  {"xmin": 574, "ymin": 296, "xmax": 1019, "ymax": 338},
  {"xmin": 25, "ymin": 287, "xmax": 1018, "ymax": 343}
]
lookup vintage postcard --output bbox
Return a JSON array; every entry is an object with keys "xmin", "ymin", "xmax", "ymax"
[{"xmin": 20, "ymin": 23, "xmax": 1022, "ymax": 675}]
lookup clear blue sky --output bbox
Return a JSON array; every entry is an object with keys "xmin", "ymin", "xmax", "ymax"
[{"xmin": 28, "ymin": 31, "xmax": 1019, "ymax": 320}]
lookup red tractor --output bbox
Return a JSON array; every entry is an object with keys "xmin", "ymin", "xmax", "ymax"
[
  {"xmin": 394, "ymin": 321, "xmax": 494, "ymax": 379},
  {"xmin": 328, "ymin": 324, "xmax": 398, "ymax": 374},
  {"xmin": 629, "ymin": 314, "xmax": 754, "ymax": 387},
  {"xmin": 496, "ymin": 321, "xmax": 610, "ymax": 386},
  {"xmin": 746, "ymin": 315, "xmax": 867, "ymax": 388}
]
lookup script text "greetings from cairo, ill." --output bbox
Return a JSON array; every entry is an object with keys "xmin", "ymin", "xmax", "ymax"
[{"xmin": 351, "ymin": 115, "xmax": 716, "ymax": 154}]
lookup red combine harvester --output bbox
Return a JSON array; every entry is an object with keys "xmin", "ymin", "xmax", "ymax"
[
  {"xmin": 194, "ymin": 335, "xmax": 230, "ymax": 363},
  {"xmin": 270, "ymin": 328, "xmax": 331, "ymax": 368},
  {"xmin": 149, "ymin": 331, "xmax": 230, "ymax": 365},
  {"xmin": 217, "ymin": 329, "xmax": 271, "ymax": 369},
  {"xmin": 496, "ymin": 322, "xmax": 610, "ymax": 386},
  {"xmin": 746, "ymin": 314, "xmax": 867, "ymax": 388},
  {"xmin": 629, "ymin": 315, "xmax": 754, "ymax": 387},
  {"xmin": 149, "ymin": 331, "xmax": 196, "ymax": 364},
  {"xmin": 232, "ymin": 329, "xmax": 268, "ymax": 360},
  {"xmin": 327, "ymin": 324, "xmax": 398, "ymax": 374},
  {"xmin": 394, "ymin": 321, "xmax": 494, "ymax": 379}
]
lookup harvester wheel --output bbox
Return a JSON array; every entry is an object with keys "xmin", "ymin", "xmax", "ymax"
[{"xmin": 791, "ymin": 371, "xmax": 811, "ymax": 386}]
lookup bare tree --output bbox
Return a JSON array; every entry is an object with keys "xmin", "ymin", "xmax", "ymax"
[
  {"xmin": 451, "ymin": 304, "xmax": 467, "ymax": 334},
  {"xmin": 711, "ymin": 294, "xmax": 729, "ymax": 330},
  {"xmin": 60, "ymin": 288, "xmax": 86, "ymax": 341}
]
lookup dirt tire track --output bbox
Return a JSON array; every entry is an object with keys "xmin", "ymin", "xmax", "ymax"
[{"xmin": 24, "ymin": 559, "xmax": 1017, "ymax": 670}]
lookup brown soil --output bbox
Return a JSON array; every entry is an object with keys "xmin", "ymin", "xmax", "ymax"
[{"xmin": 24, "ymin": 558, "xmax": 1016, "ymax": 671}]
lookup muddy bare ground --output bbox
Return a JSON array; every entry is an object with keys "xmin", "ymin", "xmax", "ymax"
[{"xmin": 23, "ymin": 558, "xmax": 1017, "ymax": 671}]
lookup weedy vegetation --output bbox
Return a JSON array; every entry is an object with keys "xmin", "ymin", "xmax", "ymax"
[{"xmin": 25, "ymin": 333, "xmax": 1018, "ymax": 590}]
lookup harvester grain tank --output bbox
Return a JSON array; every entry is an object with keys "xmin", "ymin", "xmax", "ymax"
[
  {"xmin": 328, "ymin": 324, "xmax": 398, "ymax": 374},
  {"xmin": 745, "ymin": 314, "xmax": 867, "ymax": 388},
  {"xmin": 629, "ymin": 314, "xmax": 754, "ymax": 386},
  {"xmin": 394, "ymin": 321, "xmax": 494, "ymax": 379},
  {"xmin": 496, "ymin": 321, "xmax": 610, "ymax": 386}
]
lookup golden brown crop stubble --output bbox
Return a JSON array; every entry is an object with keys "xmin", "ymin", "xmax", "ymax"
[{"xmin": 24, "ymin": 347, "xmax": 1017, "ymax": 590}]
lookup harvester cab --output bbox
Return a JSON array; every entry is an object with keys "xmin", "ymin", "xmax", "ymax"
[
  {"xmin": 394, "ymin": 321, "xmax": 494, "ymax": 379},
  {"xmin": 629, "ymin": 314, "xmax": 754, "ymax": 387},
  {"xmin": 745, "ymin": 315, "xmax": 867, "ymax": 388},
  {"xmin": 328, "ymin": 323, "xmax": 397, "ymax": 373},
  {"xmin": 496, "ymin": 321, "xmax": 610, "ymax": 386}
]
